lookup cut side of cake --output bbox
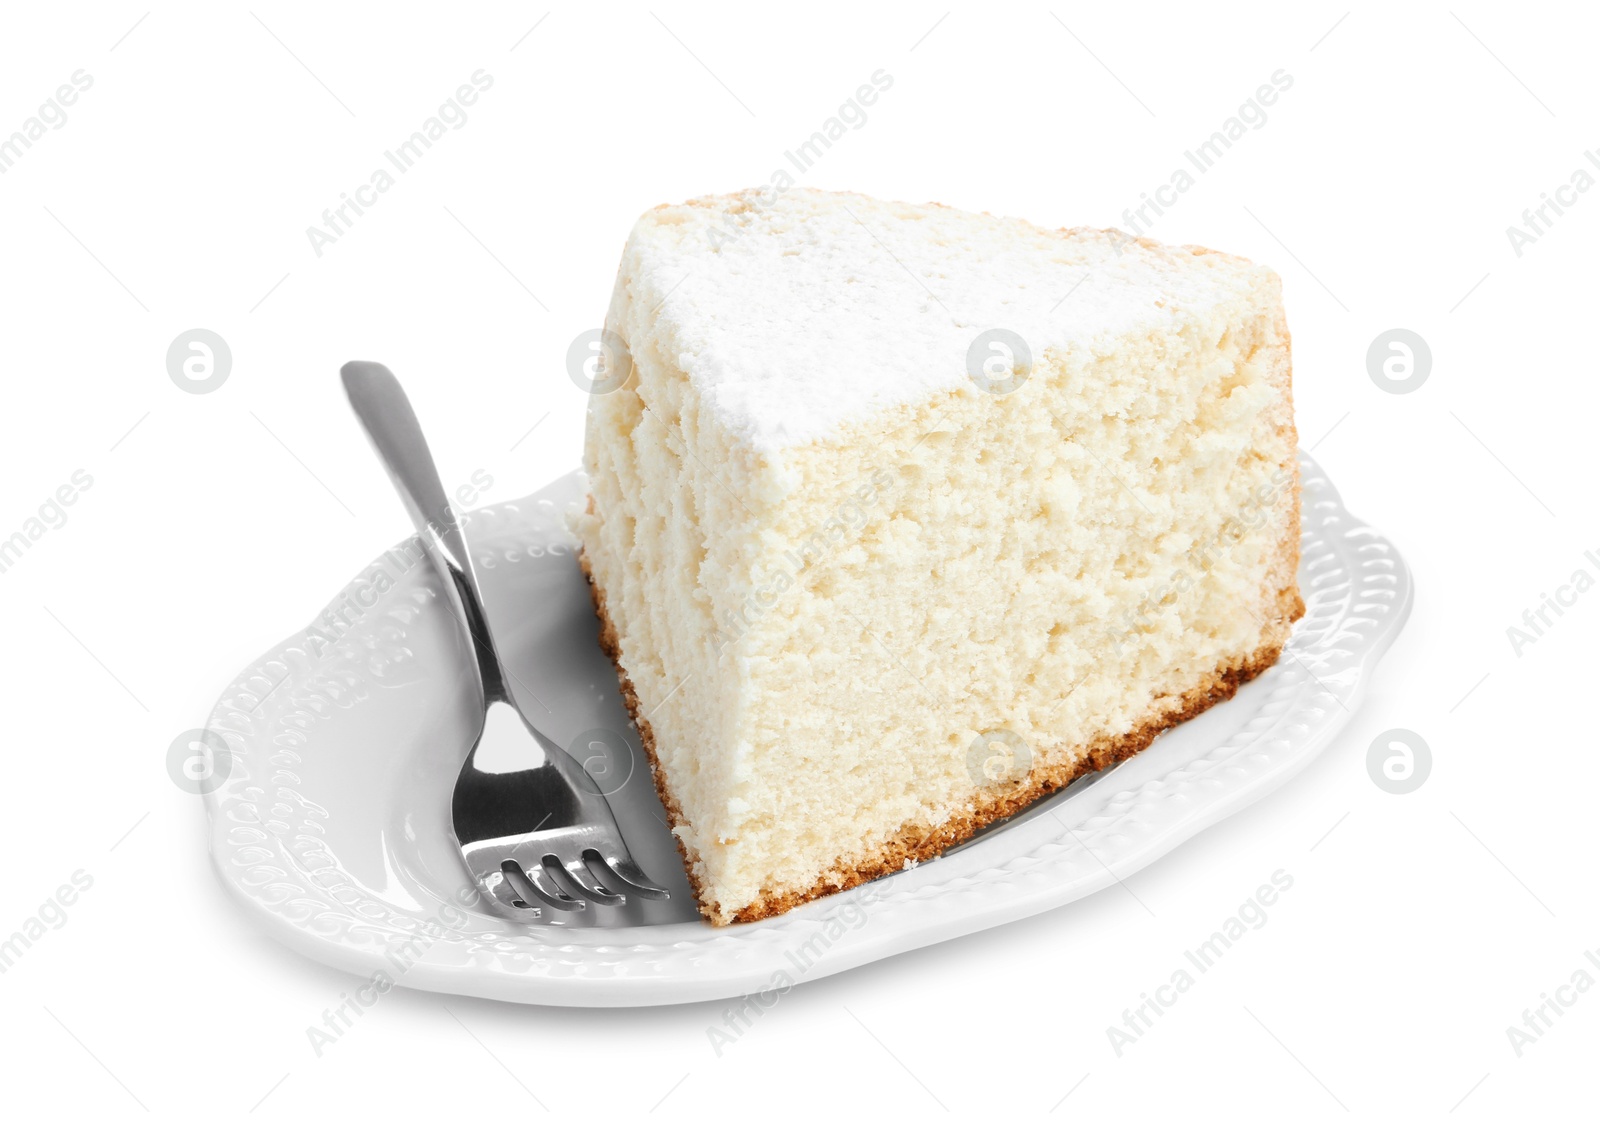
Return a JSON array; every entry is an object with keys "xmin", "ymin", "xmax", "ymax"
[{"xmin": 574, "ymin": 188, "xmax": 1303, "ymax": 925}]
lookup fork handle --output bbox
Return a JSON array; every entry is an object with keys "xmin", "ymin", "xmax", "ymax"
[{"xmin": 340, "ymin": 360, "xmax": 509, "ymax": 703}]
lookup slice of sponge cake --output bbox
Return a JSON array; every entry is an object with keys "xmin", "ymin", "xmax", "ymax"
[{"xmin": 575, "ymin": 188, "xmax": 1303, "ymax": 925}]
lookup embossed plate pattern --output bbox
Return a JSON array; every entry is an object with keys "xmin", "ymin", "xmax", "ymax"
[{"xmin": 204, "ymin": 451, "xmax": 1410, "ymax": 1006}]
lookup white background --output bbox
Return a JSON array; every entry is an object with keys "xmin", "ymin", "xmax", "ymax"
[{"xmin": 1, "ymin": 1, "xmax": 1595, "ymax": 1119}]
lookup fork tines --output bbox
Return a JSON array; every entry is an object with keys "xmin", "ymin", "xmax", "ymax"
[{"xmin": 491, "ymin": 849, "xmax": 670, "ymax": 914}]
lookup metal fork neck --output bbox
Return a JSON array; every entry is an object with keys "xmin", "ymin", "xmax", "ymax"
[
  {"xmin": 341, "ymin": 361, "xmax": 510, "ymax": 708},
  {"xmin": 427, "ymin": 517, "xmax": 511, "ymax": 706}
]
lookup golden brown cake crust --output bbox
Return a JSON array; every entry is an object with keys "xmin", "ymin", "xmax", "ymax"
[{"xmin": 580, "ymin": 547, "xmax": 1306, "ymax": 927}]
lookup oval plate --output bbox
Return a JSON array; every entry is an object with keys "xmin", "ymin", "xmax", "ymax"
[{"xmin": 204, "ymin": 451, "xmax": 1410, "ymax": 1006}]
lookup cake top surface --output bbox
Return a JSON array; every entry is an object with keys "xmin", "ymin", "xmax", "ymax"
[{"xmin": 617, "ymin": 187, "xmax": 1277, "ymax": 451}]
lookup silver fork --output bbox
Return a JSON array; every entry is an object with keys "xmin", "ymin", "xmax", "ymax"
[{"xmin": 340, "ymin": 361, "xmax": 670, "ymax": 918}]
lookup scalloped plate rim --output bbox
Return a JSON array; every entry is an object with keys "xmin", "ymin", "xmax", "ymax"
[{"xmin": 203, "ymin": 450, "xmax": 1411, "ymax": 1006}]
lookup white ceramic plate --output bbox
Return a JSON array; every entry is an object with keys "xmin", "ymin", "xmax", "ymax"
[{"xmin": 204, "ymin": 451, "xmax": 1410, "ymax": 1007}]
